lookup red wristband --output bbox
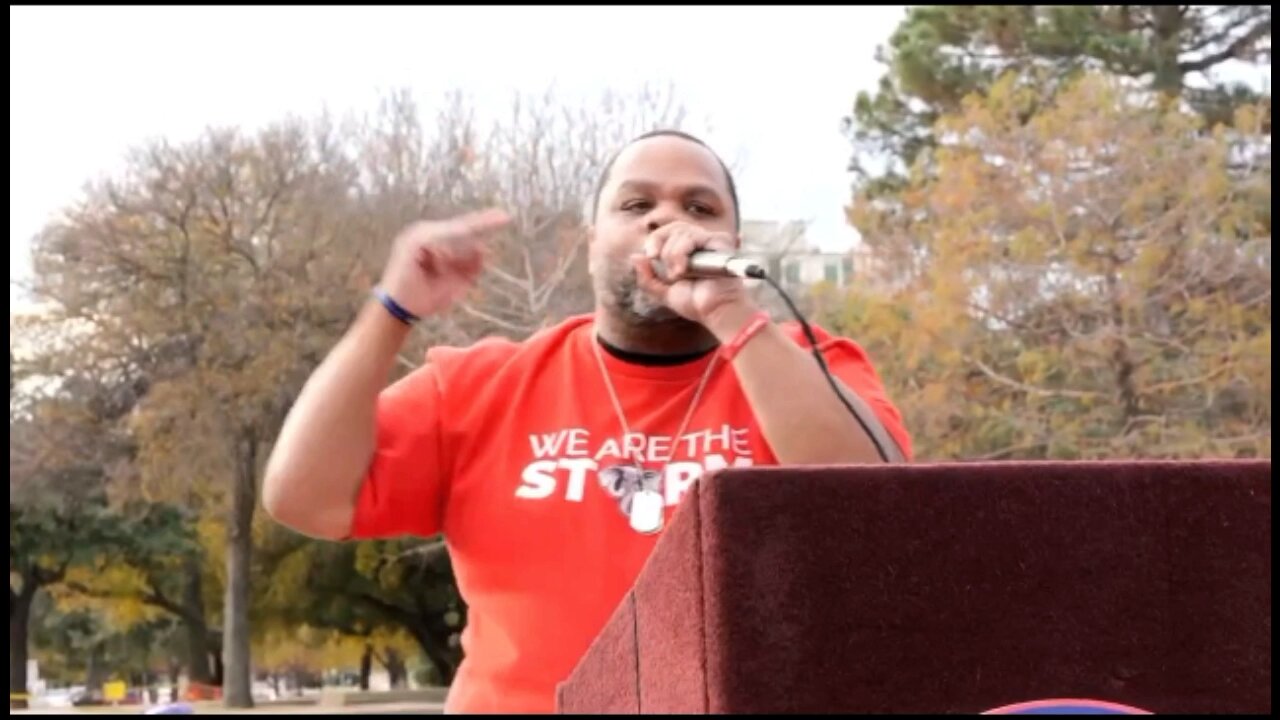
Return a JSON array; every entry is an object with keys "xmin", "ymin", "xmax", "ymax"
[{"xmin": 720, "ymin": 311, "xmax": 771, "ymax": 361}]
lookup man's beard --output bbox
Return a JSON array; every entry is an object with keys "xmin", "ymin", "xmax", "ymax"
[{"xmin": 611, "ymin": 271, "xmax": 687, "ymax": 326}]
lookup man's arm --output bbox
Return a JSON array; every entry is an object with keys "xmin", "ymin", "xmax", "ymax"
[
  {"xmin": 262, "ymin": 301, "xmax": 410, "ymax": 540},
  {"xmin": 706, "ymin": 301, "xmax": 909, "ymax": 465},
  {"xmin": 262, "ymin": 209, "xmax": 510, "ymax": 540}
]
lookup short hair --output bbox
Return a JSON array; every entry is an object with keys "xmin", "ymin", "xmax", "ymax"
[{"xmin": 589, "ymin": 129, "xmax": 741, "ymax": 231}]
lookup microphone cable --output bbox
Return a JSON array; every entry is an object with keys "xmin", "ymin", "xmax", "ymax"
[{"xmin": 740, "ymin": 264, "xmax": 894, "ymax": 464}]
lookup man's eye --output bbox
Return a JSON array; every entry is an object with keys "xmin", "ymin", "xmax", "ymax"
[
  {"xmin": 621, "ymin": 200, "xmax": 651, "ymax": 212},
  {"xmin": 688, "ymin": 203, "xmax": 715, "ymax": 215}
]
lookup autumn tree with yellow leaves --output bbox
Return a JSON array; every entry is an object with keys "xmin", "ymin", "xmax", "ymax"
[{"xmin": 821, "ymin": 72, "xmax": 1270, "ymax": 460}]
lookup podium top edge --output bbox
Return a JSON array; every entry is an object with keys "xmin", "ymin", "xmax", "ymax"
[
  {"xmin": 699, "ymin": 459, "xmax": 1272, "ymax": 480},
  {"xmin": 710, "ymin": 458, "xmax": 1270, "ymax": 471}
]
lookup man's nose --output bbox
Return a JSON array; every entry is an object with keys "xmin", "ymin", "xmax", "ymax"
[{"xmin": 645, "ymin": 204, "xmax": 680, "ymax": 233}]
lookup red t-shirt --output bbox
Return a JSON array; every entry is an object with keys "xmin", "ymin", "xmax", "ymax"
[{"xmin": 350, "ymin": 313, "xmax": 911, "ymax": 713}]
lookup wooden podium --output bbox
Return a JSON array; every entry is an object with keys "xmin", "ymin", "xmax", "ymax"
[{"xmin": 556, "ymin": 461, "xmax": 1271, "ymax": 714}]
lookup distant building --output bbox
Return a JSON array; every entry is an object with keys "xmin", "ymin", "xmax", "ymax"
[{"xmin": 739, "ymin": 219, "xmax": 855, "ymax": 290}]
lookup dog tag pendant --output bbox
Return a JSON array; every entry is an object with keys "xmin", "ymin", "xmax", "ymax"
[{"xmin": 629, "ymin": 488, "xmax": 665, "ymax": 534}]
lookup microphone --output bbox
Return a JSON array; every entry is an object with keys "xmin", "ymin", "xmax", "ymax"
[{"xmin": 651, "ymin": 250, "xmax": 768, "ymax": 280}]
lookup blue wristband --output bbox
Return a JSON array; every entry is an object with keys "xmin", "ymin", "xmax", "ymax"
[{"xmin": 372, "ymin": 287, "xmax": 419, "ymax": 326}]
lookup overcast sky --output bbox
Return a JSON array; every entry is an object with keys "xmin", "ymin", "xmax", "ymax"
[{"xmin": 9, "ymin": 5, "xmax": 910, "ymax": 308}]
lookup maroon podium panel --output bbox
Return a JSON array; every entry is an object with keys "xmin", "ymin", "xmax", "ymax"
[{"xmin": 557, "ymin": 461, "xmax": 1271, "ymax": 714}]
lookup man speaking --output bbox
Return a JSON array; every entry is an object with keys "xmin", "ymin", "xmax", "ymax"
[{"xmin": 263, "ymin": 129, "xmax": 912, "ymax": 713}]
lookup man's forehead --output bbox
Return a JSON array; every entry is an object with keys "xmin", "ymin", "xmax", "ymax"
[
  {"xmin": 612, "ymin": 135, "xmax": 722, "ymax": 172},
  {"xmin": 605, "ymin": 136, "xmax": 729, "ymax": 195},
  {"xmin": 613, "ymin": 178, "xmax": 723, "ymax": 197}
]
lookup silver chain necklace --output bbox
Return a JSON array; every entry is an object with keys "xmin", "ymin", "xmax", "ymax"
[{"xmin": 591, "ymin": 333, "xmax": 719, "ymax": 534}]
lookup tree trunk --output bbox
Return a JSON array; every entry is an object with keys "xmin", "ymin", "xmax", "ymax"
[
  {"xmin": 407, "ymin": 624, "xmax": 458, "ymax": 685},
  {"xmin": 1106, "ymin": 267, "xmax": 1141, "ymax": 425},
  {"xmin": 9, "ymin": 585, "xmax": 36, "ymax": 710},
  {"xmin": 359, "ymin": 642, "xmax": 373, "ymax": 691},
  {"xmin": 167, "ymin": 660, "xmax": 182, "ymax": 702},
  {"xmin": 182, "ymin": 554, "xmax": 216, "ymax": 686},
  {"xmin": 1150, "ymin": 5, "xmax": 1186, "ymax": 96},
  {"xmin": 184, "ymin": 644, "xmax": 222, "ymax": 698},
  {"xmin": 86, "ymin": 644, "xmax": 108, "ymax": 691},
  {"xmin": 222, "ymin": 433, "xmax": 258, "ymax": 709},
  {"xmin": 382, "ymin": 647, "xmax": 407, "ymax": 689}
]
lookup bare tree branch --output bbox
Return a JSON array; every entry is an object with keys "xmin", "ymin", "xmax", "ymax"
[{"xmin": 967, "ymin": 356, "xmax": 1105, "ymax": 400}]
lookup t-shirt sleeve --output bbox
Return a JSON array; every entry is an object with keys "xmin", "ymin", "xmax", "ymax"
[
  {"xmin": 785, "ymin": 323, "xmax": 914, "ymax": 462},
  {"xmin": 348, "ymin": 363, "xmax": 450, "ymax": 539}
]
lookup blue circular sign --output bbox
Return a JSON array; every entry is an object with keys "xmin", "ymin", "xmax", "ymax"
[{"xmin": 983, "ymin": 699, "xmax": 1151, "ymax": 714}]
